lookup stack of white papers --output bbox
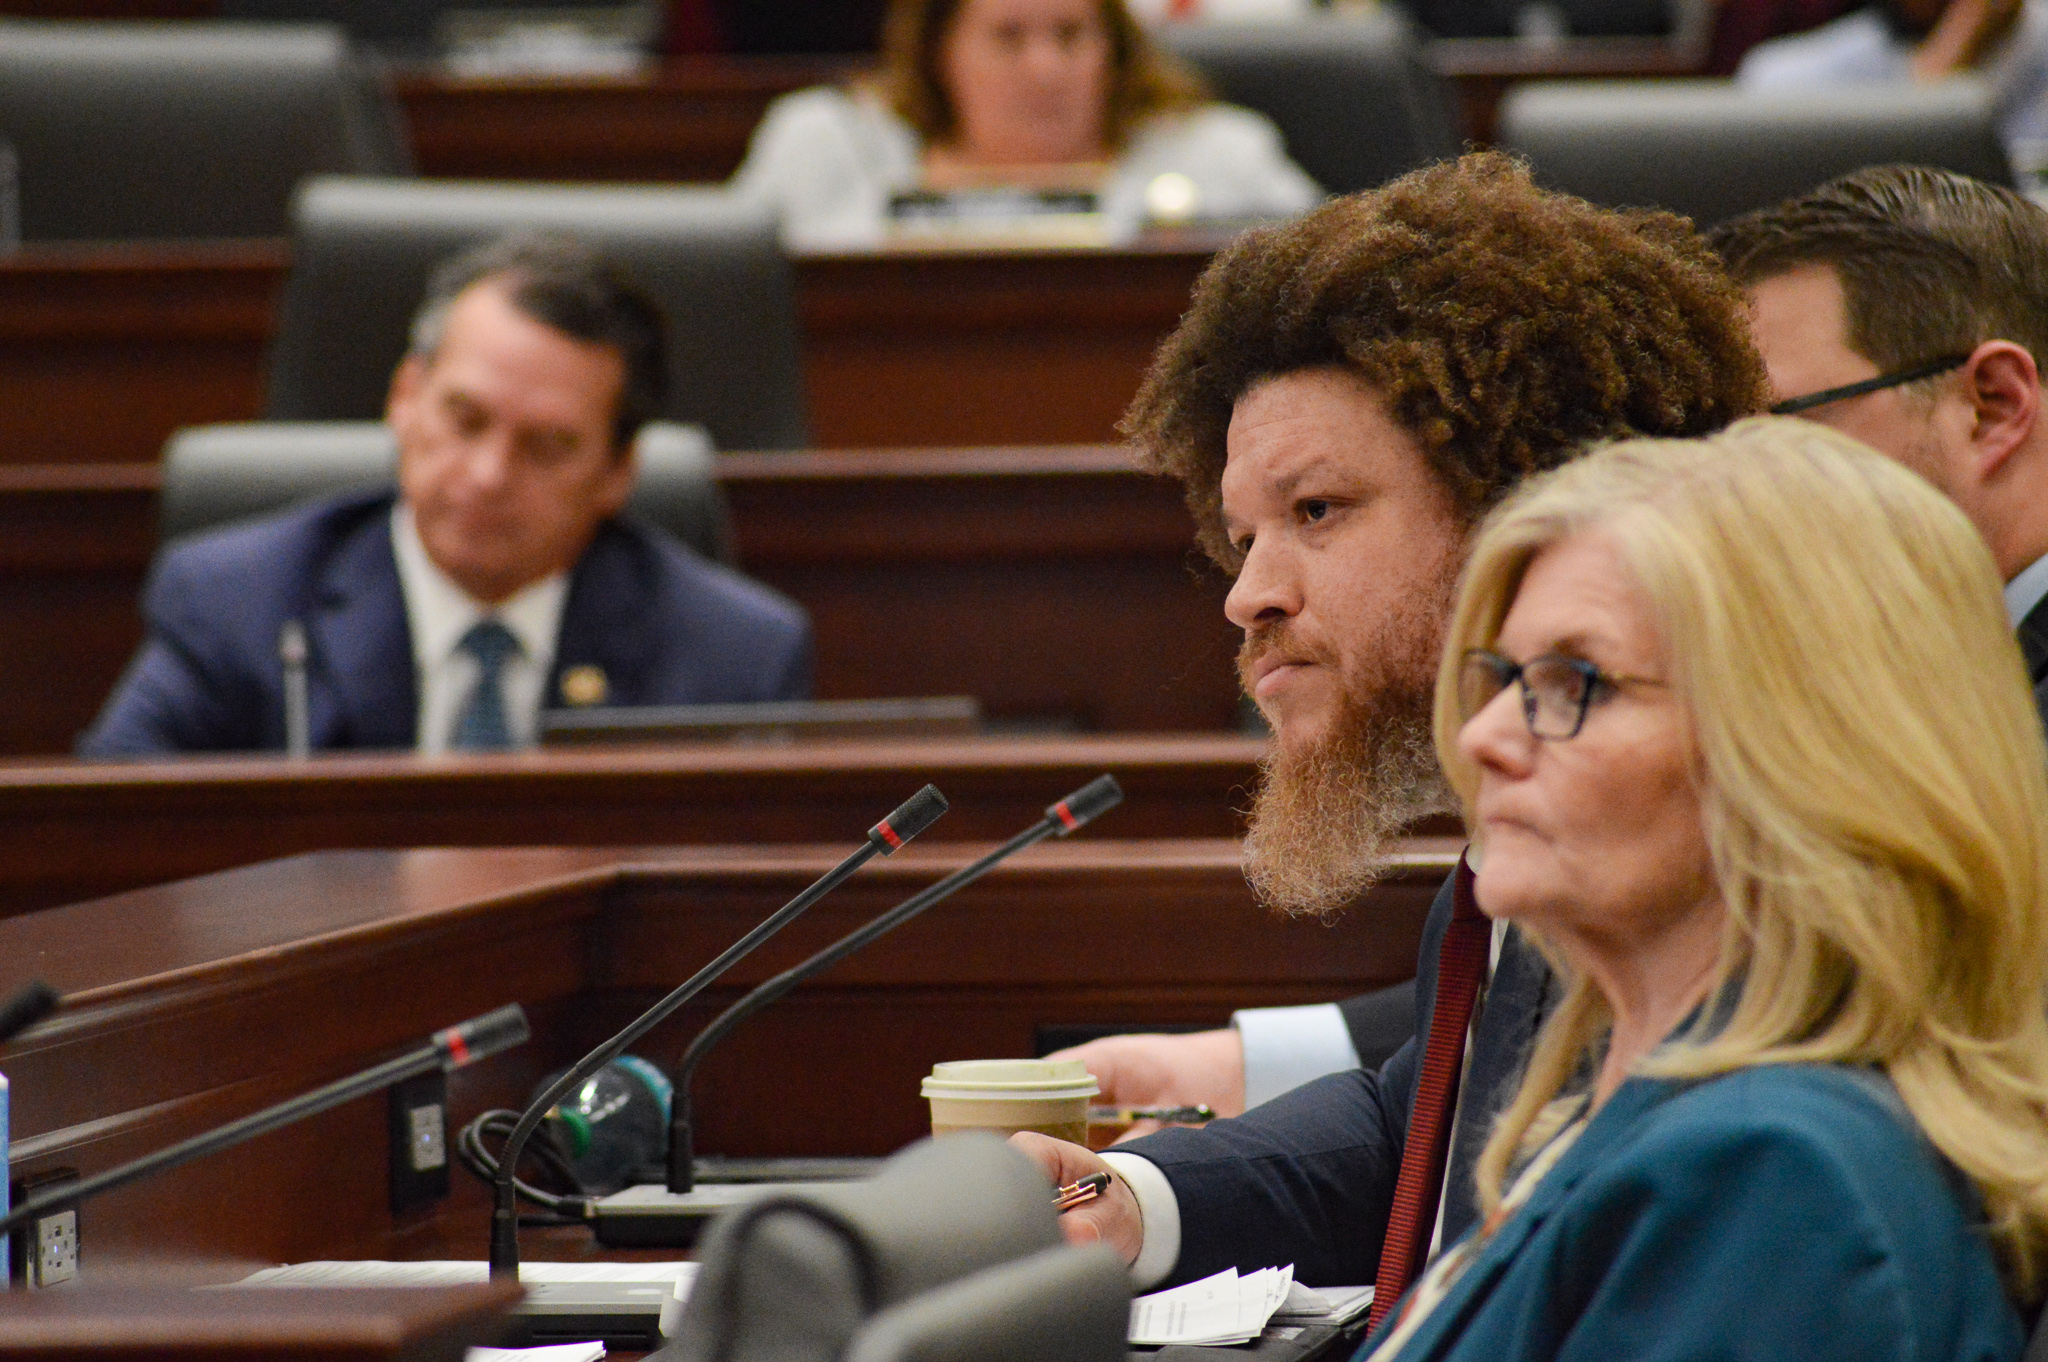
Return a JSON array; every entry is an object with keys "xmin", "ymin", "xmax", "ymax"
[
  {"xmin": 1128, "ymin": 1265, "xmax": 1297, "ymax": 1346},
  {"xmin": 467, "ymin": 1347, "xmax": 605, "ymax": 1362},
  {"xmin": 233, "ymin": 1260, "xmax": 691, "ymax": 1288},
  {"xmin": 1272, "ymin": 1282, "xmax": 1376, "ymax": 1327}
]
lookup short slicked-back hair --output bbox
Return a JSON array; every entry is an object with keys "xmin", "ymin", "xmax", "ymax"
[
  {"xmin": 1709, "ymin": 164, "xmax": 2048, "ymax": 380},
  {"xmin": 1123, "ymin": 152, "xmax": 1769, "ymax": 568},
  {"xmin": 409, "ymin": 231, "xmax": 668, "ymax": 454}
]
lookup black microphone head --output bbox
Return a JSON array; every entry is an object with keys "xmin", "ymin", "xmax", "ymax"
[
  {"xmin": 0, "ymin": 981, "xmax": 59, "ymax": 1046},
  {"xmin": 1046, "ymin": 775, "xmax": 1123, "ymax": 835},
  {"xmin": 869, "ymin": 784, "xmax": 948, "ymax": 853},
  {"xmin": 435, "ymin": 1004, "xmax": 531, "ymax": 1069}
]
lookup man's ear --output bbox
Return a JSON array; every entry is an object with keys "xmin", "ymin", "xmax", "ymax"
[
  {"xmin": 1965, "ymin": 340, "xmax": 2040, "ymax": 481},
  {"xmin": 593, "ymin": 440, "xmax": 639, "ymax": 517},
  {"xmin": 386, "ymin": 353, "xmax": 428, "ymax": 431}
]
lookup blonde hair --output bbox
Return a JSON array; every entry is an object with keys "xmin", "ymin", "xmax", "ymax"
[
  {"xmin": 871, "ymin": 0, "xmax": 1207, "ymax": 152},
  {"xmin": 1431, "ymin": 416, "xmax": 2048, "ymax": 1300}
]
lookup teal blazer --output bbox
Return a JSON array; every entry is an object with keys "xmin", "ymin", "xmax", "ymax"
[{"xmin": 1358, "ymin": 1065, "xmax": 2023, "ymax": 1362}]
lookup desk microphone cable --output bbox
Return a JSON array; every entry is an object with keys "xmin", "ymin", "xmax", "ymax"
[{"xmin": 455, "ymin": 1108, "xmax": 597, "ymax": 1226}]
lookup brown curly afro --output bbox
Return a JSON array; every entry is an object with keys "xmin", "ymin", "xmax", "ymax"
[{"xmin": 1123, "ymin": 151, "xmax": 1770, "ymax": 569}]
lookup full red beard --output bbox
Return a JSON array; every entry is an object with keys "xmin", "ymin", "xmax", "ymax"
[{"xmin": 1238, "ymin": 595, "xmax": 1456, "ymax": 917}]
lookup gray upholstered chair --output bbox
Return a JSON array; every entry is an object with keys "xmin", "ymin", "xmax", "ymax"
[
  {"xmin": 1498, "ymin": 78, "xmax": 2014, "ymax": 227},
  {"xmin": 263, "ymin": 177, "xmax": 807, "ymax": 451},
  {"xmin": 666, "ymin": 1135, "xmax": 1129, "ymax": 1362},
  {"xmin": 159, "ymin": 419, "xmax": 732, "ymax": 563},
  {"xmin": 1156, "ymin": 12, "xmax": 1461, "ymax": 197},
  {"xmin": 0, "ymin": 20, "xmax": 409, "ymax": 242}
]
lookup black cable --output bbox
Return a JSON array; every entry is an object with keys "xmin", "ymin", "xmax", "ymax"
[{"xmin": 456, "ymin": 1108, "xmax": 596, "ymax": 1217}]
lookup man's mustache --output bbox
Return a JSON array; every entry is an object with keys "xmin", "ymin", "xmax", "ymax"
[{"xmin": 1237, "ymin": 622, "xmax": 1341, "ymax": 694}]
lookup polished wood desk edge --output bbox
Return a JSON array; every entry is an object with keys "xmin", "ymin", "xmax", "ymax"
[
  {"xmin": 0, "ymin": 461, "xmax": 162, "ymax": 493},
  {"xmin": 0, "ymin": 732, "xmax": 1266, "ymax": 790},
  {"xmin": 717, "ymin": 444, "xmax": 1143, "ymax": 478},
  {"xmin": 4, "ymin": 838, "xmax": 1460, "ymax": 1007}
]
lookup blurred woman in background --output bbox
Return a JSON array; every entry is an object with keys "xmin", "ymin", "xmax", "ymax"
[{"xmin": 730, "ymin": 0, "xmax": 1320, "ymax": 245}]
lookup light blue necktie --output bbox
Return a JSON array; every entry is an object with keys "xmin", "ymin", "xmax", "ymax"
[{"xmin": 450, "ymin": 619, "xmax": 522, "ymax": 751}]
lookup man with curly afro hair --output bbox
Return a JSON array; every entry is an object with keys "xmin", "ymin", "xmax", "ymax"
[{"xmin": 1016, "ymin": 152, "xmax": 1768, "ymax": 1298}]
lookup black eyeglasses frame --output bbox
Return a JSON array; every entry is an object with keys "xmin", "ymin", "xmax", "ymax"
[
  {"xmin": 1767, "ymin": 352, "xmax": 1973, "ymax": 417},
  {"xmin": 1459, "ymin": 648, "xmax": 1661, "ymax": 742}
]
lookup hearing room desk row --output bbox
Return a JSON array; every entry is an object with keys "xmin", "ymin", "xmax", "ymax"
[
  {"xmin": 0, "ymin": 235, "xmax": 1217, "ymax": 466},
  {"xmin": 0, "ymin": 838, "xmax": 1447, "ymax": 1274},
  {"xmin": 0, "ymin": 447, "xmax": 1244, "ymax": 757}
]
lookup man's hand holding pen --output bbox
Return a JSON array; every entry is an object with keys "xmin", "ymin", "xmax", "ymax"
[{"xmin": 1010, "ymin": 1131, "xmax": 1144, "ymax": 1265}]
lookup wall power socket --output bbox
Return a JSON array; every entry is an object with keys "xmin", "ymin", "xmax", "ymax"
[{"xmin": 10, "ymin": 1168, "xmax": 79, "ymax": 1288}]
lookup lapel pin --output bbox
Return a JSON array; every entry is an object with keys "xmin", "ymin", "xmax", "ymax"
[{"xmin": 560, "ymin": 664, "xmax": 608, "ymax": 708}]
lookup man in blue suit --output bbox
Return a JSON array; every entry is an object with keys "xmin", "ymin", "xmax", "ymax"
[
  {"xmin": 79, "ymin": 234, "xmax": 811, "ymax": 756},
  {"xmin": 1015, "ymin": 154, "xmax": 1770, "ymax": 1293}
]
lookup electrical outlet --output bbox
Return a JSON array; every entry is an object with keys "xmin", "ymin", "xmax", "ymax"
[
  {"xmin": 389, "ymin": 1071, "xmax": 451, "ymax": 1215},
  {"xmin": 30, "ymin": 1210, "xmax": 76, "ymax": 1287},
  {"xmin": 10, "ymin": 1167, "xmax": 79, "ymax": 1289}
]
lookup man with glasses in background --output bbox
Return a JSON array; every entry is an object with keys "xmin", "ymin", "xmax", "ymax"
[{"xmin": 1712, "ymin": 163, "xmax": 2048, "ymax": 729}]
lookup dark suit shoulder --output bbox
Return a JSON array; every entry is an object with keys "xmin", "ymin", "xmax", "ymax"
[
  {"xmin": 560, "ymin": 518, "xmax": 813, "ymax": 705},
  {"xmin": 148, "ymin": 491, "xmax": 395, "ymax": 624}
]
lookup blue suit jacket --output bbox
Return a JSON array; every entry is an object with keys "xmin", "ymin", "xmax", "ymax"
[
  {"xmin": 1352, "ymin": 1066, "xmax": 2022, "ymax": 1362},
  {"xmin": 78, "ymin": 490, "xmax": 813, "ymax": 755},
  {"xmin": 1124, "ymin": 874, "xmax": 1559, "ymax": 1287}
]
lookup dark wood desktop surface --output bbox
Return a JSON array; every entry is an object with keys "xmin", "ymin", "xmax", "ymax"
[
  {"xmin": 0, "ymin": 446, "xmax": 1241, "ymax": 755},
  {"xmin": 0, "ymin": 731, "xmax": 1262, "ymax": 914},
  {"xmin": 0, "ymin": 838, "xmax": 1450, "ymax": 1271}
]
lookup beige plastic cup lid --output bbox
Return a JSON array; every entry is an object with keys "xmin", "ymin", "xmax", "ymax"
[{"xmin": 920, "ymin": 1058, "xmax": 1100, "ymax": 1100}]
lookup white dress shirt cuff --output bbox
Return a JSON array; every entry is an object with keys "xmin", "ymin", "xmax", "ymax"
[
  {"xmin": 1232, "ymin": 1003, "xmax": 1363, "ymax": 1110},
  {"xmin": 1101, "ymin": 1151, "xmax": 1181, "ymax": 1290}
]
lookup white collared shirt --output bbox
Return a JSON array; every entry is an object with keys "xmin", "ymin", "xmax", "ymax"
[
  {"xmin": 2004, "ymin": 551, "xmax": 2048, "ymax": 630},
  {"xmin": 391, "ymin": 504, "xmax": 568, "ymax": 754}
]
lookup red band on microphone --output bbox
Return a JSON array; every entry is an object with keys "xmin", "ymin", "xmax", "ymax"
[
  {"xmin": 443, "ymin": 1030, "xmax": 472, "ymax": 1067},
  {"xmin": 1051, "ymin": 801, "xmax": 1080, "ymax": 831},
  {"xmin": 875, "ymin": 820, "xmax": 904, "ymax": 849}
]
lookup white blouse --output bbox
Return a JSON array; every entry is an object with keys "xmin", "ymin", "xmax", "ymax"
[{"xmin": 729, "ymin": 85, "xmax": 1323, "ymax": 247}]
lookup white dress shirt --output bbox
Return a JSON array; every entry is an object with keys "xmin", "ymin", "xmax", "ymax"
[
  {"xmin": 2004, "ymin": 550, "xmax": 2048, "ymax": 629},
  {"xmin": 391, "ymin": 505, "xmax": 569, "ymax": 754},
  {"xmin": 729, "ymin": 87, "xmax": 1322, "ymax": 249}
]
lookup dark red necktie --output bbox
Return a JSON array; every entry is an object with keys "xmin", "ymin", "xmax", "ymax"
[{"xmin": 1368, "ymin": 853, "xmax": 1488, "ymax": 1332}]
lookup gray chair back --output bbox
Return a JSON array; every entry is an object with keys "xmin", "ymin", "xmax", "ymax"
[
  {"xmin": 1157, "ymin": 13, "xmax": 1460, "ymax": 196},
  {"xmin": 263, "ymin": 176, "xmax": 808, "ymax": 451},
  {"xmin": 669, "ymin": 1135, "xmax": 1127, "ymax": 1362},
  {"xmin": 160, "ymin": 419, "xmax": 731, "ymax": 562},
  {"xmin": 1499, "ymin": 78, "xmax": 2014, "ymax": 227},
  {"xmin": 0, "ymin": 20, "xmax": 409, "ymax": 242}
]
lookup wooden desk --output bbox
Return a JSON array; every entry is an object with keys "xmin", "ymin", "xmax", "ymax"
[
  {"xmin": 1, "ymin": 839, "xmax": 1448, "ymax": 1267},
  {"xmin": 793, "ymin": 241, "xmax": 1218, "ymax": 448},
  {"xmin": 0, "ymin": 240, "xmax": 283, "ymax": 467},
  {"xmin": 0, "ymin": 236, "xmax": 1217, "ymax": 461},
  {"xmin": 396, "ymin": 56, "xmax": 859, "ymax": 184},
  {"xmin": 0, "ymin": 448, "xmax": 1240, "ymax": 755},
  {"xmin": 0, "ymin": 732, "xmax": 1262, "ymax": 914},
  {"xmin": 1425, "ymin": 35, "xmax": 1707, "ymax": 145}
]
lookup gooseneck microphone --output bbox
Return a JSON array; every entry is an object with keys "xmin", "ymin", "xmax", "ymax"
[
  {"xmin": 0, "ymin": 1004, "xmax": 528, "ymax": 1240},
  {"xmin": 665, "ymin": 774, "xmax": 1123, "ymax": 1193},
  {"xmin": 0, "ymin": 981, "xmax": 59, "ymax": 1046},
  {"xmin": 487, "ymin": 785, "xmax": 949, "ymax": 1279},
  {"xmin": 279, "ymin": 620, "xmax": 311, "ymax": 760}
]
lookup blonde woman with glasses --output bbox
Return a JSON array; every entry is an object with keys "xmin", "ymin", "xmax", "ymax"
[{"xmin": 1360, "ymin": 416, "xmax": 2048, "ymax": 1361}]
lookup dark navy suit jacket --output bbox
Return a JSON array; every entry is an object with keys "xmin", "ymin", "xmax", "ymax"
[
  {"xmin": 78, "ymin": 490, "xmax": 813, "ymax": 755},
  {"xmin": 2018, "ymin": 593, "xmax": 2048, "ymax": 734},
  {"xmin": 1124, "ymin": 874, "xmax": 1558, "ymax": 1288}
]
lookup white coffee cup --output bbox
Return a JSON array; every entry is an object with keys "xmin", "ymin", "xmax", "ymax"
[{"xmin": 921, "ymin": 1059, "xmax": 1100, "ymax": 1144}]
